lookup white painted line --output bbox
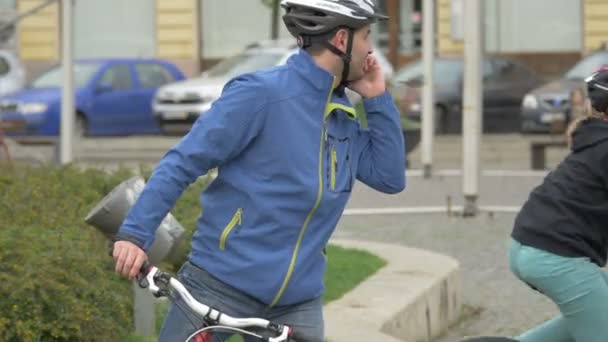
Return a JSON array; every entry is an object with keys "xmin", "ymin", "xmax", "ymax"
[
  {"xmin": 343, "ymin": 205, "xmax": 521, "ymax": 216},
  {"xmin": 407, "ymin": 169, "xmax": 548, "ymax": 177},
  {"xmin": 407, "ymin": 169, "xmax": 462, "ymax": 177},
  {"xmin": 479, "ymin": 205, "xmax": 522, "ymax": 213},
  {"xmin": 344, "ymin": 207, "xmax": 450, "ymax": 215},
  {"xmin": 482, "ymin": 170, "xmax": 548, "ymax": 177}
]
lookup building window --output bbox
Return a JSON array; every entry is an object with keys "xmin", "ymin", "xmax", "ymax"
[{"xmin": 484, "ymin": 0, "xmax": 581, "ymax": 53}]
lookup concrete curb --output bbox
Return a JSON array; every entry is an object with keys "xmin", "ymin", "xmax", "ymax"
[{"xmin": 324, "ymin": 239, "xmax": 461, "ymax": 342}]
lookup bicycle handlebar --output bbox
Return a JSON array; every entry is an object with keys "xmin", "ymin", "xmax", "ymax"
[{"xmin": 138, "ymin": 262, "xmax": 310, "ymax": 342}]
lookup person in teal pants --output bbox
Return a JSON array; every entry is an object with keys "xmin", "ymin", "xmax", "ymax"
[{"xmin": 510, "ymin": 66, "xmax": 608, "ymax": 342}]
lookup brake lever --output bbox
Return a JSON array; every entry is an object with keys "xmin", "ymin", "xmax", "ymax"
[
  {"xmin": 137, "ymin": 263, "xmax": 161, "ymax": 295},
  {"xmin": 137, "ymin": 273, "xmax": 149, "ymax": 289},
  {"xmin": 267, "ymin": 326, "xmax": 291, "ymax": 342}
]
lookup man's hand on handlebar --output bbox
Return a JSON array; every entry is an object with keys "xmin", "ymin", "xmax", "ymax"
[{"xmin": 112, "ymin": 240, "xmax": 148, "ymax": 281}]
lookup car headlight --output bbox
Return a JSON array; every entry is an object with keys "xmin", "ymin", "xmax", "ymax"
[
  {"xmin": 20, "ymin": 103, "xmax": 48, "ymax": 114},
  {"xmin": 522, "ymin": 94, "xmax": 538, "ymax": 109},
  {"xmin": 201, "ymin": 101, "xmax": 213, "ymax": 112}
]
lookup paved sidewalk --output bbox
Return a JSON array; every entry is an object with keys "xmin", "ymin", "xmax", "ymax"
[{"xmin": 333, "ymin": 212, "xmax": 559, "ymax": 341}]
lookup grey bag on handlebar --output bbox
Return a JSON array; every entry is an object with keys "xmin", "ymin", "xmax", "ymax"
[{"xmin": 84, "ymin": 176, "xmax": 186, "ymax": 264}]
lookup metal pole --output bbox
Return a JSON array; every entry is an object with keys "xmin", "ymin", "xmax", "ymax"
[
  {"xmin": 462, "ymin": 0, "xmax": 482, "ymax": 217},
  {"xmin": 59, "ymin": 0, "xmax": 74, "ymax": 164},
  {"xmin": 134, "ymin": 284, "xmax": 156, "ymax": 337},
  {"xmin": 421, "ymin": 0, "xmax": 435, "ymax": 178}
]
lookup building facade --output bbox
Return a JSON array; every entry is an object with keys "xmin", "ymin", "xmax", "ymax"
[{"xmin": 5, "ymin": 0, "xmax": 608, "ymax": 79}]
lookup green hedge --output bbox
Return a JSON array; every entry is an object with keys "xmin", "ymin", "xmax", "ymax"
[
  {"xmin": 0, "ymin": 164, "xmax": 136, "ymax": 341},
  {"xmin": 0, "ymin": 162, "xmax": 213, "ymax": 341}
]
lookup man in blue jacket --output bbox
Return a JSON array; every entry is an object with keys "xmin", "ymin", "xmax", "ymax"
[{"xmin": 113, "ymin": 0, "xmax": 405, "ymax": 340}]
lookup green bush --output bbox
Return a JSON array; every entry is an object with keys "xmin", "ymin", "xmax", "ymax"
[
  {"xmin": 0, "ymin": 162, "xmax": 213, "ymax": 341},
  {"xmin": 0, "ymin": 224, "xmax": 133, "ymax": 342},
  {"xmin": 0, "ymin": 163, "xmax": 136, "ymax": 341}
]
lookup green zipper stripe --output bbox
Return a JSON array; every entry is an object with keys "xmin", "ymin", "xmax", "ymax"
[
  {"xmin": 331, "ymin": 147, "xmax": 337, "ymax": 191},
  {"xmin": 270, "ymin": 77, "xmax": 337, "ymax": 306},
  {"xmin": 219, "ymin": 208, "xmax": 242, "ymax": 251}
]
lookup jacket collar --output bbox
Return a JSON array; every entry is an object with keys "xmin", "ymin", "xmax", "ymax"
[
  {"xmin": 287, "ymin": 49, "xmax": 357, "ymax": 119},
  {"xmin": 287, "ymin": 49, "xmax": 336, "ymax": 93}
]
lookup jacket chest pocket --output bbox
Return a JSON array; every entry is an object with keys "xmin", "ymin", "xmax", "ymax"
[{"xmin": 325, "ymin": 133, "xmax": 353, "ymax": 193}]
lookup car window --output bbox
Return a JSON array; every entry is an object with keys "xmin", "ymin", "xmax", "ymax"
[
  {"xmin": 492, "ymin": 59, "xmax": 512, "ymax": 74},
  {"xmin": 204, "ymin": 52, "xmax": 285, "ymax": 78},
  {"xmin": 98, "ymin": 64, "xmax": 133, "ymax": 90},
  {"xmin": 565, "ymin": 52, "xmax": 608, "ymax": 80},
  {"xmin": 493, "ymin": 59, "xmax": 535, "ymax": 82},
  {"xmin": 511, "ymin": 61, "xmax": 534, "ymax": 78},
  {"xmin": 0, "ymin": 57, "xmax": 9, "ymax": 76},
  {"xmin": 31, "ymin": 62, "xmax": 101, "ymax": 88},
  {"xmin": 491, "ymin": 59, "xmax": 514, "ymax": 79},
  {"xmin": 135, "ymin": 63, "xmax": 174, "ymax": 88}
]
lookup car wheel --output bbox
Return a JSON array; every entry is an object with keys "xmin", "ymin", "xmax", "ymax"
[{"xmin": 74, "ymin": 114, "xmax": 88, "ymax": 138}]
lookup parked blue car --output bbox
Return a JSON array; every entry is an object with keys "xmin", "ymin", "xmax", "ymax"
[{"xmin": 0, "ymin": 58, "xmax": 185, "ymax": 138}]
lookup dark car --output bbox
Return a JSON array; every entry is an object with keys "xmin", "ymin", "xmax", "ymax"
[
  {"xmin": 391, "ymin": 56, "xmax": 541, "ymax": 133},
  {"xmin": 0, "ymin": 58, "xmax": 184, "ymax": 139},
  {"xmin": 521, "ymin": 51, "xmax": 608, "ymax": 133}
]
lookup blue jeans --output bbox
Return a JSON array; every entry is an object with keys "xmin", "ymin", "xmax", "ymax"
[
  {"xmin": 158, "ymin": 261, "xmax": 324, "ymax": 342},
  {"xmin": 509, "ymin": 238, "xmax": 608, "ymax": 342}
]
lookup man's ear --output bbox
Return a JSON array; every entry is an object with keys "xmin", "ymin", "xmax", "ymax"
[{"xmin": 331, "ymin": 28, "xmax": 349, "ymax": 52}]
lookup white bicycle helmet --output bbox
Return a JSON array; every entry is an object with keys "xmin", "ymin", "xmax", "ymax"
[{"xmin": 281, "ymin": 0, "xmax": 387, "ymax": 87}]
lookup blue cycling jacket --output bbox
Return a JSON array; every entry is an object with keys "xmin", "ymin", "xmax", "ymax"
[{"xmin": 118, "ymin": 50, "xmax": 406, "ymax": 306}]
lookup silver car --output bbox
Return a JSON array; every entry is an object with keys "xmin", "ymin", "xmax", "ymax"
[
  {"xmin": 0, "ymin": 50, "xmax": 25, "ymax": 97},
  {"xmin": 153, "ymin": 40, "xmax": 394, "ymax": 134}
]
